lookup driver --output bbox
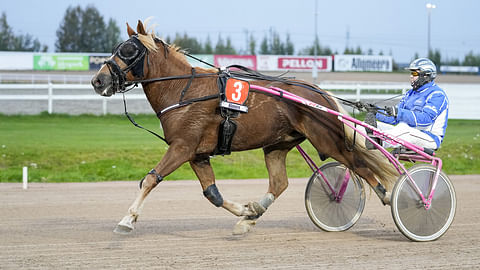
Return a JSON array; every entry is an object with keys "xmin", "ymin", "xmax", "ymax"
[{"xmin": 370, "ymin": 58, "xmax": 449, "ymax": 150}]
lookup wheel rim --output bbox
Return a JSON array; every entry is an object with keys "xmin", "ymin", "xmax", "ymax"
[
  {"xmin": 392, "ymin": 165, "xmax": 456, "ymax": 241},
  {"xmin": 305, "ymin": 163, "xmax": 365, "ymax": 232}
]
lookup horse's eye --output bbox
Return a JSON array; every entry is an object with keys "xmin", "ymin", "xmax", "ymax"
[{"xmin": 119, "ymin": 42, "xmax": 138, "ymax": 59}]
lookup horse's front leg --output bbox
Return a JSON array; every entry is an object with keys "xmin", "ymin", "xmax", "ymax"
[
  {"xmin": 189, "ymin": 157, "xmax": 257, "ymax": 217},
  {"xmin": 114, "ymin": 143, "xmax": 194, "ymax": 234}
]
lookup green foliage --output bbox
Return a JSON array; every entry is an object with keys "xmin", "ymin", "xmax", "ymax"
[
  {"xmin": 259, "ymin": 30, "xmax": 295, "ymax": 55},
  {"xmin": 55, "ymin": 5, "xmax": 122, "ymax": 53},
  {"xmin": 204, "ymin": 36, "xmax": 213, "ymax": 54},
  {"xmin": 173, "ymin": 32, "xmax": 204, "ymax": 54},
  {"xmin": 0, "ymin": 114, "xmax": 478, "ymax": 183},
  {"xmin": 248, "ymin": 33, "xmax": 256, "ymax": 55},
  {"xmin": 0, "ymin": 12, "xmax": 47, "ymax": 51},
  {"xmin": 214, "ymin": 35, "xmax": 236, "ymax": 55},
  {"xmin": 299, "ymin": 37, "xmax": 332, "ymax": 55},
  {"xmin": 428, "ymin": 49, "xmax": 442, "ymax": 67},
  {"xmin": 463, "ymin": 51, "xmax": 480, "ymax": 66}
]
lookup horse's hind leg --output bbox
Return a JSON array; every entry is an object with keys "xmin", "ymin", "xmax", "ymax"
[{"xmin": 233, "ymin": 148, "xmax": 289, "ymax": 235}]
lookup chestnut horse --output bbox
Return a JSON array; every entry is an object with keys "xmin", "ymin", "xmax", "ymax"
[{"xmin": 91, "ymin": 20, "xmax": 398, "ymax": 235}]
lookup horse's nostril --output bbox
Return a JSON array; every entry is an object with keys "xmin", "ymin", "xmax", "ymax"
[{"xmin": 92, "ymin": 77, "xmax": 103, "ymax": 88}]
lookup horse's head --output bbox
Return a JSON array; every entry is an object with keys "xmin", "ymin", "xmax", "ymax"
[{"xmin": 91, "ymin": 20, "xmax": 159, "ymax": 96}]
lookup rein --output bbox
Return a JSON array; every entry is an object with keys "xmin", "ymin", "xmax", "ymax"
[
  {"xmin": 119, "ymin": 69, "xmax": 220, "ymax": 144},
  {"xmin": 106, "ymin": 37, "xmax": 395, "ymax": 145}
]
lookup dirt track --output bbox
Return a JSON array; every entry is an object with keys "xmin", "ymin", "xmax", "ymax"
[{"xmin": 0, "ymin": 176, "xmax": 479, "ymax": 269}]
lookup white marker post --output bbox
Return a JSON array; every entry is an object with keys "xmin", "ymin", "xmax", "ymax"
[{"xmin": 22, "ymin": 166, "xmax": 28, "ymax": 190}]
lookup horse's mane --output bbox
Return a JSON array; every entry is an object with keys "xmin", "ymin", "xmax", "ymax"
[{"xmin": 136, "ymin": 19, "xmax": 192, "ymax": 67}]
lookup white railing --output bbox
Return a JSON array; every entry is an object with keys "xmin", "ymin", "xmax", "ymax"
[
  {"xmin": 0, "ymin": 83, "xmax": 145, "ymax": 115},
  {"xmin": 0, "ymin": 82, "xmax": 478, "ymax": 119},
  {"xmin": 0, "ymin": 73, "xmax": 93, "ymax": 84},
  {"xmin": 318, "ymin": 82, "xmax": 409, "ymax": 101}
]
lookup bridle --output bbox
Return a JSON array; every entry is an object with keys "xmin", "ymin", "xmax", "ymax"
[
  {"xmin": 104, "ymin": 35, "xmax": 148, "ymax": 93},
  {"xmin": 104, "ymin": 35, "xmax": 221, "ymax": 95}
]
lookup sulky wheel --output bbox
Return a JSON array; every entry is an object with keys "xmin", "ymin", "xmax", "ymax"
[
  {"xmin": 391, "ymin": 164, "xmax": 456, "ymax": 241},
  {"xmin": 305, "ymin": 162, "xmax": 365, "ymax": 232}
]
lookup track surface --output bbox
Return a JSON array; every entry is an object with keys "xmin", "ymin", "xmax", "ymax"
[{"xmin": 1, "ymin": 176, "xmax": 479, "ymax": 269}]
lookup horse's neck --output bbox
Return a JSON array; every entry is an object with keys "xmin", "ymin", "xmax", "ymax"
[{"xmin": 142, "ymin": 53, "xmax": 192, "ymax": 113}]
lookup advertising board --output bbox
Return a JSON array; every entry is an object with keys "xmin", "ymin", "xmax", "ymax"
[
  {"xmin": 214, "ymin": 55, "xmax": 257, "ymax": 70},
  {"xmin": 34, "ymin": 54, "xmax": 89, "ymax": 71},
  {"xmin": 0, "ymin": 52, "xmax": 33, "ymax": 70},
  {"xmin": 89, "ymin": 55, "xmax": 110, "ymax": 70},
  {"xmin": 257, "ymin": 55, "xmax": 332, "ymax": 72},
  {"xmin": 334, "ymin": 55, "xmax": 392, "ymax": 72}
]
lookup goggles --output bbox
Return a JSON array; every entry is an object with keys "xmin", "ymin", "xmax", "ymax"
[{"xmin": 410, "ymin": 71, "xmax": 420, "ymax": 76}]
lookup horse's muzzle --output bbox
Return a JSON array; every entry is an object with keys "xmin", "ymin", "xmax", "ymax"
[{"xmin": 91, "ymin": 73, "xmax": 114, "ymax": 96}]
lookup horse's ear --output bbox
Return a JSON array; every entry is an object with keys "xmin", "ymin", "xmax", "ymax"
[
  {"xmin": 127, "ymin": 22, "xmax": 136, "ymax": 37},
  {"xmin": 137, "ymin": 20, "xmax": 147, "ymax": 35}
]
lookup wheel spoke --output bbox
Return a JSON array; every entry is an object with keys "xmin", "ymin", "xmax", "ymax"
[
  {"xmin": 391, "ymin": 164, "xmax": 456, "ymax": 241},
  {"xmin": 305, "ymin": 162, "xmax": 365, "ymax": 232}
]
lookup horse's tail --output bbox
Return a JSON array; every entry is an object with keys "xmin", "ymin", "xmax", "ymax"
[{"xmin": 334, "ymin": 99, "xmax": 399, "ymax": 190}]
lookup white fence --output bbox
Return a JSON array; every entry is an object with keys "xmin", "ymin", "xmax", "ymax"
[
  {"xmin": 0, "ymin": 73, "xmax": 92, "ymax": 84},
  {"xmin": 0, "ymin": 83, "xmax": 145, "ymax": 115},
  {"xmin": 0, "ymin": 82, "xmax": 478, "ymax": 119}
]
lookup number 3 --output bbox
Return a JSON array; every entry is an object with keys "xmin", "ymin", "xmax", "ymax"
[{"xmin": 231, "ymin": 81, "xmax": 243, "ymax": 101}]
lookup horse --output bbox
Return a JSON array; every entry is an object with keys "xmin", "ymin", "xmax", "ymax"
[{"xmin": 91, "ymin": 20, "xmax": 399, "ymax": 235}]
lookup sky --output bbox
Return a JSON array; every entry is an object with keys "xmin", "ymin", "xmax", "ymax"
[{"xmin": 1, "ymin": 0, "xmax": 479, "ymax": 63}]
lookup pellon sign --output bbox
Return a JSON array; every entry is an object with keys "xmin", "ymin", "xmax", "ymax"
[{"xmin": 277, "ymin": 57, "xmax": 330, "ymax": 71}]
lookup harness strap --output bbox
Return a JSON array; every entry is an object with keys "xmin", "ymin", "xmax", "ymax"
[
  {"xmin": 156, "ymin": 94, "xmax": 220, "ymax": 118},
  {"xmin": 128, "ymin": 72, "xmax": 218, "ymax": 86},
  {"xmin": 179, "ymin": 68, "xmax": 196, "ymax": 102}
]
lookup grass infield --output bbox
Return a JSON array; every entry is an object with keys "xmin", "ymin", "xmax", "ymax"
[{"xmin": 0, "ymin": 113, "xmax": 479, "ymax": 182}]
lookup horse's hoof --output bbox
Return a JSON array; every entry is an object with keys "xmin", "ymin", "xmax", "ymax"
[
  {"xmin": 232, "ymin": 217, "xmax": 256, "ymax": 235},
  {"xmin": 383, "ymin": 192, "xmax": 391, "ymax": 205},
  {"xmin": 249, "ymin": 201, "xmax": 266, "ymax": 216},
  {"xmin": 113, "ymin": 215, "xmax": 135, "ymax": 235},
  {"xmin": 113, "ymin": 224, "xmax": 133, "ymax": 235}
]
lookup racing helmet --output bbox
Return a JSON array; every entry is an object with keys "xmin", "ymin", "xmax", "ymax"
[{"xmin": 405, "ymin": 58, "xmax": 437, "ymax": 90}]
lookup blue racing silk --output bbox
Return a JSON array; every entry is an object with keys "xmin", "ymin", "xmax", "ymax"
[{"xmin": 376, "ymin": 81, "xmax": 449, "ymax": 149}]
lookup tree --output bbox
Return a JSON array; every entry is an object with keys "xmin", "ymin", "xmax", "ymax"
[
  {"xmin": 259, "ymin": 30, "xmax": 295, "ymax": 55},
  {"xmin": 270, "ymin": 31, "xmax": 285, "ymax": 55},
  {"xmin": 55, "ymin": 6, "xmax": 82, "ymax": 52},
  {"xmin": 223, "ymin": 37, "xmax": 236, "ymax": 54},
  {"xmin": 80, "ymin": 5, "xmax": 106, "ymax": 52},
  {"xmin": 173, "ymin": 32, "xmax": 203, "ymax": 53},
  {"xmin": 285, "ymin": 34, "xmax": 294, "ymax": 55},
  {"xmin": 204, "ymin": 35, "xmax": 213, "ymax": 54},
  {"xmin": 55, "ymin": 5, "xmax": 122, "ymax": 52},
  {"xmin": 0, "ymin": 13, "xmax": 12, "ymax": 50},
  {"xmin": 105, "ymin": 19, "xmax": 122, "ymax": 52},
  {"xmin": 463, "ymin": 51, "xmax": 480, "ymax": 66},
  {"xmin": 215, "ymin": 35, "xmax": 226, "ymax": 54},
  {"xmin": 0, "ymin": 12, "xmax": 47, "ymax": 51},
  {"xmin": 248, "ymin": 33, "xmax": 256, "ymax": 55},
  {"xmin": 300, "ymin": 37, "xmax": 331, "ymax": 55},
  {"xmin": 428, "ymin": 49, "xmax": 441, "ymax": 67},
  {"xmin": 259, "ymin": 36, "xmax": 269, "ymax": 54},
  {"xmin": 213, "ymin": 35, "xmax": 236, "ymax": 54}
]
